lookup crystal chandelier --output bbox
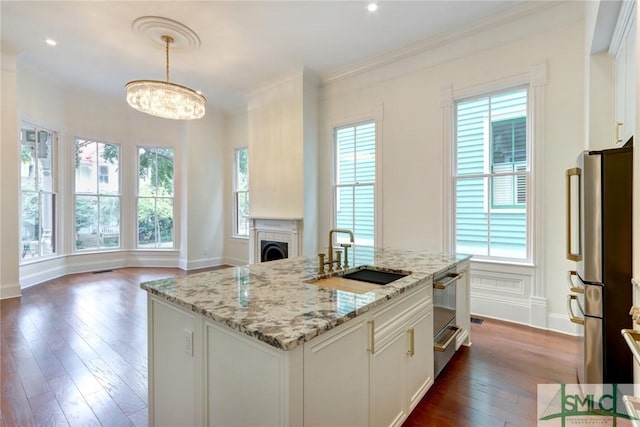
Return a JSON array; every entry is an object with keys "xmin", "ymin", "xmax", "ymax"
[{"xmin": 126, "ymin": 35, "xmax": 206, "ymax": 120}]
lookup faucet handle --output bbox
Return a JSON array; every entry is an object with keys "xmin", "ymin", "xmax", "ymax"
[
  {"xmin": 318, "ymin": 253, "xmax": 326, "ymax": 274},
  {"xmin": 335, "ymin": 250, "xmax": 342, "ymax": 270},
  {"xmin": 340, "ymin": 244, "xmax": 350, "ymax": 269}
]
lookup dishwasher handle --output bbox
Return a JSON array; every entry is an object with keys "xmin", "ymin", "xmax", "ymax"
[{"xmin": 434, "ymin": 273, "xmax": 461, "ymax": 290}]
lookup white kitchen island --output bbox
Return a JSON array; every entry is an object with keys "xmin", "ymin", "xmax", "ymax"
[{"xmin": 141, "ymin": 249, "xmax": 471, "ymax": 427}]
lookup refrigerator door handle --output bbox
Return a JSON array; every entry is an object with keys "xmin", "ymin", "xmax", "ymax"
[
  {"xmin": 567, "ymin": 294, "xmax": 585, "ymax": 325},
  {"xmin": 566, "ymin": 167, "xmax": 581, "ymax": 261},
  {"xmin": 567, "ymin": 270, "xmax": 584, "ymax": 294}
]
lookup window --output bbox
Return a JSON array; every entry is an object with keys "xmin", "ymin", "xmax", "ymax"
[
  {"xmin": 333, "ymin": 121, "xmax": 376, "ymax": 264},
  {"xmin": 20, "ymin": 125, "xmax": 57, "ymax": 260},
  {"xmin": 74, "ymin": 139, "xmax": 120, "ymax": 251},
  {"xmin": 454, "ymin": 88, "xmax": 529, "ymax": 261},
  {"xmin": 137, "ymin": 147, "xmax": 174, "ymax": 248},
  {"xmin": 233, "ymin": 148, "xmax": 249, "ymax": 237}
]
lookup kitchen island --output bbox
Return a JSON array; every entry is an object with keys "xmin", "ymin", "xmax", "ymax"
[{"xmin": 141, "ymin": 249, "xmax": 471, "ymax": 427}]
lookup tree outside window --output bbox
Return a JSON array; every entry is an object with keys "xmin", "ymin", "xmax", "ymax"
[
  {"xmin": 20, "ymin": 125, "xmax": 57, "ymax": 260},
  {"xmin": 233, "ymin": 148, "xmax": 249, "ymax": 237},
  {"xmin": 137, "ymin": 147, "xmax": 174, "ymax": 248},
  {"xmin": 74, "ymin": 139, "xmax": 120, "ymax": 250}
]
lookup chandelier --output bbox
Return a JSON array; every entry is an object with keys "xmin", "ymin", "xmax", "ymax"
[{"xmin": 126, "ymin": 34, "xmax": 206, "ymax": 120}]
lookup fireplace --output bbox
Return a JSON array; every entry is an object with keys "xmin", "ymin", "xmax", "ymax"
[
  {"xmin": 249, "ymin": 218, "xmax": 302, "ymax": 264},
  {"xmin": 261, "ymin": 240, "xmax": 288, "ymax": 262}
]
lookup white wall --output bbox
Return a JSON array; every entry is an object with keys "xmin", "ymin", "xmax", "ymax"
[
  {"xmin": 0, "ymin": 52, "xmax": 21, "ymax": 298},
  {"xmin": 318, "ymin": 3, "xmax": 585, "ymax": 331},
  {"xmin": 223, "ymin": 111, "xmax": 250, "ymax": 266},
  {"xmin": 181, "ymin": 109, "xmax": 227, "ymax": 270}
]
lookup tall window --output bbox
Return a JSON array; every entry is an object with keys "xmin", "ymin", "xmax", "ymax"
[
  {"xmin": 334, "ymin": 121, "xmax": 376, "ymax": 262},
  {"xmin": 74, "ymin": 139, "xmax": 120, "ymax": 251},
  {"xmin": 454, "ymin": 88, "xmax": 529, "ymax": 261},
  {"xmin": 20, "ymin": 125, "xmax": 57, "ymax": 260},
  {"xmin": 233, "ymin": 148, "xmax": 249, "ymax": 237},
  {"xmin": 137, "ymin": 147, "xmax": 174, "ymax": 248}
]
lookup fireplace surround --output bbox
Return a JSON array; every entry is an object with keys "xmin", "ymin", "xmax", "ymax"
[{"xmin": 249, "ymin": 218, "xmax": 302, "ymax": 264}]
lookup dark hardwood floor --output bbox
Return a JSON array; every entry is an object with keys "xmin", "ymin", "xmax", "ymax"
[{"xmin": 1, "ymin": 267, "xmax": 579, "ymax": 427}]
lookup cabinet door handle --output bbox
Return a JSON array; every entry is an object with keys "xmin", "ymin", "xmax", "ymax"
[
  {"xmin": 367, "ymin": 320, "xmax": 375, "ymax": 354},
  {"xmin": 407, "ymin": 328, "xmax": 415, "ymax": 357}
]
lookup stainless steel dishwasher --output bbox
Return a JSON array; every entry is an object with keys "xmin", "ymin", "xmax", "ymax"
[{"xmin": 433, "ymin": 267, "xmax": 462, "ymax": 377}]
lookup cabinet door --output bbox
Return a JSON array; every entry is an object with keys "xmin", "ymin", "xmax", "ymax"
[
  {"xmin": 304, "ymin": 316, "xmax": 370, "ymax": 427},
  {"xmin": 623, "ymin": 18, "xmax": 636, "ymax": 144},
  {"xmin": 149, "ymin": 297, "xmax": 196, "ymax": 427},
  {"xmin": 406, "ymin": 309, "xmax": 434, "ymax": 411},
  {"xmin": 615, "ymin": 40, "xmax": 626, "ymax": 143},
  {"xmin": 370, "ymin": 332, "xmax": 407, "ymax": 427}
]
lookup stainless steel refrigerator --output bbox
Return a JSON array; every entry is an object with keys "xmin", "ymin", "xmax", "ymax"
[{"xmin": 566, "ymin": 143, "xmax": 633, "ymax": 385}]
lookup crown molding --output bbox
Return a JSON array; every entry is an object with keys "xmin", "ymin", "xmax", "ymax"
[
  {"xmin": 609, "ymin": 0, "xmax": 636, "ymax": 56},
  {"xmin": 321, "ymin": 2, "xmax": 559, "ymax": 86}
]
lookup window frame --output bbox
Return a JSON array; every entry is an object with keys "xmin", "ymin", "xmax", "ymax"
[
  {"xmin": 331, "ymin": 115, "xmax": 381, "ymax": 256},
  {"xmin": 232, "ymin": 147, "xmax": 249, "ymax": 239},
  {"xmin": 452, "ymin": 85, "xmax": 532, "ymax": 264},
  {"xmin": 73, "ymin": 138, "xmax": 122, "ymax": 252},
  {"xmin": 136, "ymin": 145, "xmax": 176, "ymax": 249},
  {"xmin": 19, "ymin": 123, "xmax": 58, "ymax": 262}
]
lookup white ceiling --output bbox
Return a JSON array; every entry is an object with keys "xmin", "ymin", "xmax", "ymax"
[{"xmin": 2, "ymin": 1, "xmax": 541, "ymax": 112}]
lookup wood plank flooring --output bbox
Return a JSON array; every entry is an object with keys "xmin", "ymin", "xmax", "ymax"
[{"xmin": 1, "ymin": 267, "xmax": 579, "ymax": 426}]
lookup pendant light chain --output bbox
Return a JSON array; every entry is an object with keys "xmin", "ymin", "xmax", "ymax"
[{"xmin": 162, "ymin": 35, "xmax": 173, "ymax": 83}]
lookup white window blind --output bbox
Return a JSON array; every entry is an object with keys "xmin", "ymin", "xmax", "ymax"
[{"xmin": 334, "ymin": 121, "xmax": 376, "ymax": 264}]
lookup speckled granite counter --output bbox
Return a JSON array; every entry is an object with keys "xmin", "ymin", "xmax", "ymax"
[{"xmin": 141, "ymin": 248, "xmax": 470, "ymax": 351}]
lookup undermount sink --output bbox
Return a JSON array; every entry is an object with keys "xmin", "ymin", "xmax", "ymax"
[{"xmin": 341, "ymin": 267, "xmax": 408, "ymax": 285}]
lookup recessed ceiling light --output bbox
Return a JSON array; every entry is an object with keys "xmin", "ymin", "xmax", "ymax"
[
  {"xmin": 45, "ymin": 38, "xmax": 57, "ymax": 46},
  {"xmin": 367, "ymin": 3, "xmax": 378, "ymax": 12}
]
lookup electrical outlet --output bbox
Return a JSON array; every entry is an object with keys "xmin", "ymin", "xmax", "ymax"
[
  {"xmin": 184, "ymin": 328, "xmax": 193, "ymax": 357},
  {"xmin": 204, "ymin": 249, "xmax": 209, "ymax": 256}
]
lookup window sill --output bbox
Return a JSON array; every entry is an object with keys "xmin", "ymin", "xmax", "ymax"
[
  {"xmin": 231, "ymin": 235, "xmax": 249, "ymax": 241},
  {"xmin": 20, "ymin": 253, "xmax": 62, "ymax": 266},
  {"xmin": 469, "ymin": 257, "xmax": 534, "ymax": 269}
]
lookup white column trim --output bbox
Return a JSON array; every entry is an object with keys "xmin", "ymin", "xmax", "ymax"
[{"xmin": 441, "ymin": 85, "xmax": 453, "ymax": 253}]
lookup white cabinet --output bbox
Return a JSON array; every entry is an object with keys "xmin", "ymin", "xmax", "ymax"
[
  {"xmin": 613, "ymin": 3, "xmax": 636, "ymax": 146},
  {"xmin": 148, "ymin": 298, "xmax": 197, "ymax": 427},
  {"xmin": 148, "ymin": 280, "xmax": 436, "ymax": 427},
  {"xmin": 303, "ymin": 316, "xmax": 370, "ymax": 427},
  {"xmin": 303, "ymin": 285, "xmax": 433, "ymax": 427},
  {"xmin": 205, "ymin": 321, "xmax": 303, "ymax": 427},
  {"xmin": 406, "ymin": 309, "xmax": 434, "ymax": 411},
  {"xmin": 369, "ymin": 286, "xmax": 433, "ymax": 427}
]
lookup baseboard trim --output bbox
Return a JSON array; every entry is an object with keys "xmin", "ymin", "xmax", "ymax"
[
  {"xmin": 470, "ymin": 293, "xmax": 531, "ymax": 325},
  {"xmin": 547, "ymin": 312, "xmax": 582, "ymax": 336},
  {"xmin": 223, "ymin": 256, "xmax": 249, "ymax": 267},
  {"xmin": 19, "ymin": 251, "xmax": 182, "ymax": 289},
  {"xmin": 0, "ymin": 282, "xmax": 21, "ymax": 300},
  {"xmin": 185, "ymin": 257, "xmax": 226, "ymax": 271}
]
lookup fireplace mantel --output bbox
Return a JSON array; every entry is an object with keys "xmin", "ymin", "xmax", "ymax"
[{"xmin": 249, "ymin": 218, "xmax": 303, "ymax": 264}]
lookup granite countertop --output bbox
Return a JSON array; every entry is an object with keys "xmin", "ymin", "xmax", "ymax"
[{"xmin": 141, "ymin": 248, "xmax": 471, "ymax": 351}]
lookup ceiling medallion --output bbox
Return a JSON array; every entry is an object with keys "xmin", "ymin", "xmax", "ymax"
[{"xmin": 125, "ymin": 17, "xmax": 206, "ymax": 120}]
